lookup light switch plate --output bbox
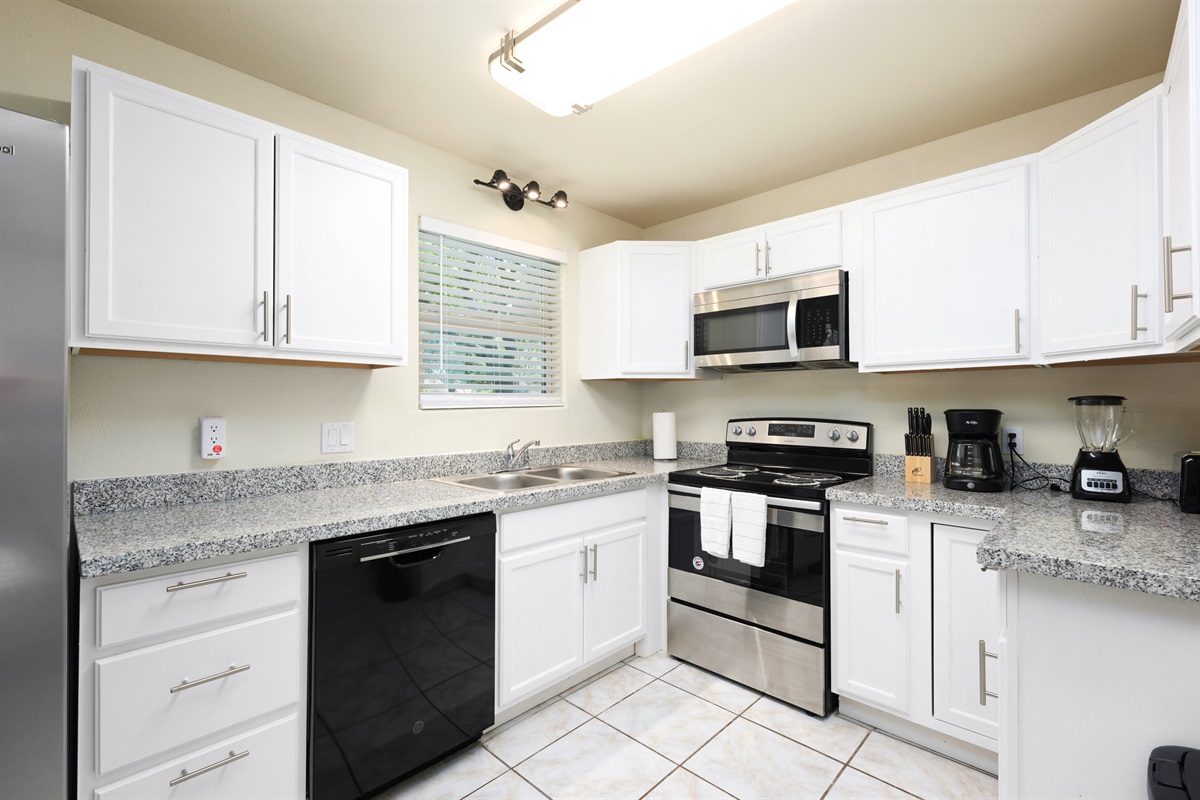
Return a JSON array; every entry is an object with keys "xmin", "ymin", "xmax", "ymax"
[{"xmin": 321, "ymin": 422, "xmax": 355, "ymax": 454}]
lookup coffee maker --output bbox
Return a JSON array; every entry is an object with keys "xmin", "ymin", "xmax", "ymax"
[
  {"xmin": 943, "ymin": 409, "xmax": 1006, "ymax": 492},
  {"xmin": 1069, "ymin": 395, "xmax": 1135, "ymax": 503}
]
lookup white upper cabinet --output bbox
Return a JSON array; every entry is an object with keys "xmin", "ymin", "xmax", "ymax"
[
  {"xmin": 81, "ymin": 68, "xmax": 275, "ymax": 349},
  {"xmin": 860, "ymin": 160, "xmax": 1032, "ymax": 370},
  {"xmin": 71, "ymin": 60, "xmax": 409, "ymax": 366},
  {"xmin": 1038, "ymin": 89, "xmax": 1163, "ymax": 358},
  {"xmin": 275, "ymin": 134, "xmax": 407, "ymax": 360},
  {"xmin": 1164, "ymin": 0, "xmax": 1200, "ymax": 345},
  {"xmin": 699, "ymin": 208, "xmax": 842, "ymax": 289},
  {"xmin": 580, "ymin": 242, "xmax": 698, "ymax": 379}
]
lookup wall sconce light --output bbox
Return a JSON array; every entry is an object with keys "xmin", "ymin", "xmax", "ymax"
[{"xmin": 474, "ymin": 169, "xmax": 569, "ymax": 211}]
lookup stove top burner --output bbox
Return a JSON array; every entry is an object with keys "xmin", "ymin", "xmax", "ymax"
[
  {"xmin": 697, "ymin": 465, "xmax": 760, "ymax": 478},
  {"xmin": 774, "ymin": 471, "xmax": 842, "ymax": 487}
]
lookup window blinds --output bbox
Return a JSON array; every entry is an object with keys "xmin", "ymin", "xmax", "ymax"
[{"xmin": 418, "ymin": 230, "xmax": 563, "ymax": 408}]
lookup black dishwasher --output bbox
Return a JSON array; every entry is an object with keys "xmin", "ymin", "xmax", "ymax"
[{"xmin": 309, "ymin": 513, "xmax": 495, "ymax": 800}]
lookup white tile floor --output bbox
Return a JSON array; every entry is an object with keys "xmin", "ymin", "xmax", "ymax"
[{"xmin": 381, "ymin": 652, "xmax": 999, "ymax": 800}]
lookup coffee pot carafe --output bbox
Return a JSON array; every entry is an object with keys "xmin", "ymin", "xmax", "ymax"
[{"xmin": 943, "ymin": 409, "xmax": 1005, "ymax": 492}]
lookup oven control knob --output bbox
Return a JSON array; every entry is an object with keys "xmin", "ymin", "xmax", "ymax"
[
  {"xmin": 847, "ymin": 430, "xmax": 859, "ymax": 442},
  {"xmin": 747, "ymin": 427, "xmax": 757, "ymax": 436},
  {"xmin": 732, "ymin": 426, "xmax": 743, "ymax": 436},
  {"xmin": 828, "ymin": 429, "xmax": 841, "ymax": 441}
]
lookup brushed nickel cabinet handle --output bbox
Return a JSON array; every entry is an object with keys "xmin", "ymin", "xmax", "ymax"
[
  {"xmin": 165, "ymin": 571, "xmax": 247, "ymax": 593},
  {"xmin": 843, "ymin": 516, "xmax": 888, "ymax": 525},
  {"xmin": 1130, "ymin": 285, "xmax": 1148, "ymax": 340},
  {"xmin": 1164, "ymin": 235, "xmax": 1195, "ymax": 313},
  {"xmin": 262, "ymin": 291, "xmax": 270, "ymax": 342},
  {"xmin": 754, "ymin": 242, "xmax": 761, "ymax": 275},
  {"xmin": 170, "ymin": 663, "xmax": 250, "ymax": 694},
  {"xmin": 978, "ymin": 639, "xmax": 999, "ymax": 706},
  {"xmin": 169, "ymin": 750, "xmax": 250, "ymax": 787},
  {"xmin": 684, "ymin": 340, "xmax": 689, "ymax": 366},
  {"xmin": 764, "ymin": 242, "xmax": 771, "ymax": 275},
  {"xmin": 580, "ymin": 547, "xmax": 589, "ymax": 584},
  {"xmin": 589, "ymin": 544, "xmax": 598, "ymax": 581},
  {"xmin": 894, "ymin": 569, "xmax": 901, "ymax": 614},
  {"xmin": 1014, "ymin": 308, "xmax": 1021, "ymax": 353},
  {"xmin": 285, "ymin": 294, "xmax": 293, "ymax": 344}
]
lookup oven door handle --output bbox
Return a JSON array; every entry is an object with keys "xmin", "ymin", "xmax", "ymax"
[
  {"xmin": 668, "ymin": 484, "xmax": 823, "ymax": 513},
  {"xmin": 786, "ymin": 295, "xmax": 800, "ymax": 358},
  {"xmin": 667, "ymin": 489, "xmax": 823, "ymax": 532}
]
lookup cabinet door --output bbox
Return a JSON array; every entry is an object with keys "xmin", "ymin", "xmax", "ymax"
[
  {"xmin": 1164, "ymin": 0, "xmax": 1200, "ymax": 343},
  {"xmin": 700, "ymin": 228, "xmax": 766, "ymax": 289},
  {"xmin": 618, "ymin": 244, "xmax": 693, "ymax": 375},
  {"xmin": 861, "ymin": 163, "xmax": 1031, "ymax": 369},
  {"xmin": 833, "ymin": 550, "xmax": 909, "ymax": 715},
  {"xmin": 1039, "ymin": 91, "xmax": 1163, "ymax": 356},
  {"xmin": 764, "ymin": 210, "xmax": 841, "ymax": 279},
  {"xmin": 497, "ymin": 539, "xmax": 585, "ymax": 708},
  {"xmin": 84, "ymin": 69, "xmax": 274, "ymax": 348},
  {"xmin": 932, "ymin": 525, "xmax": 999, "ymax": 740},
  {"xmin": 583, "ymin": 522, "xmax": 645, "ymax": 660},
  {"xmin": 275, "ymin": 134, "xmax": 408, "ymax": 361}
]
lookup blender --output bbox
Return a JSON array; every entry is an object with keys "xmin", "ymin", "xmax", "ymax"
[{"xmin": 1069, "ymin": 395, "xmax": 1136, "ymax": 503}]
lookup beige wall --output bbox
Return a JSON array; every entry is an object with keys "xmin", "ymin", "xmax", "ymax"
[
  {"xmin": 1, "ymin": 0, "xmax": 644, "ymax": 480},
  {"xmin": 642, "ymin": 77, "xmax": 1200, "ymax": 471}
]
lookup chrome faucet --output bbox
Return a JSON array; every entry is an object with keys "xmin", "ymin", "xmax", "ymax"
[{"xmin": 504, "ymin": 438, "xmax": 540, "ymax": 471}]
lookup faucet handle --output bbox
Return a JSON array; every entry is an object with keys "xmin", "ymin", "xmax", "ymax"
[{"xmin": 506, "ymin": 439, "xmax": 521, "ymax": 455}]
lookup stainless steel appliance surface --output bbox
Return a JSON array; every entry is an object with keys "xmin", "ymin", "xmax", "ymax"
[
  {"xmin": 667, "ymin": 418, "xmax": 872, "ymax": 716},
  {"xmin": 0, "ymin": 107, "xmax": 72, "ymax": 799},
  {"xmin": 692, "ymin": 269, "xmax": 854, "ymax": 372},
  {"xmin": 309, "ymin": 513, "xmax": 496, "ymax": 800}
]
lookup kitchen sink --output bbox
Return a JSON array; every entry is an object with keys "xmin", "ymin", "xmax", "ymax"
[
  {"xmin": 434, "ymin": 464, "xmax": 633, "ymax": 493},
  {"xmin": 526, "ymin": 466, "xmax": 632, "ymax": 481}
]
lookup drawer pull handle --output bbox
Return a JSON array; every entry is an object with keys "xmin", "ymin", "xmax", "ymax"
[
  {"xmin": 170, "ymin": 663, "xmax": 250, "ymax": 694},
  {"xmin": 169, "ymin": 749, "xmax": 250, "ymax": 787},
  {"xmin": 166, "ymin": 571, "xmax": 247, "ymax": 592},
  {"xmin": 978, "ymin": 639, "xmax": 999, "ymax": 706},
  {"xmin": 843, "ymin": 516, "xmax": 888, "ymax": 525}
]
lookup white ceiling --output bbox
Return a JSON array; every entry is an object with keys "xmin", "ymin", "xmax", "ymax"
[{"xmin": 60, "ymin": 0, "xmax": 1181, "ymax": 228}]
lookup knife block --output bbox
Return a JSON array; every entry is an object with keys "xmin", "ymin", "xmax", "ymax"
[{"xmin": 905, "ymin": 437, "xmax": 933, "ymax": 484}]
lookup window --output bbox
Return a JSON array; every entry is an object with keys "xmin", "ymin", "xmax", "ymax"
[{"xmin": 417, "ymin": 220, "xmax": 564, "ymax": 409}]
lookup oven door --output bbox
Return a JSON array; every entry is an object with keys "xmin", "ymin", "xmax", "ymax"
[
  {"xmin": 666, "ymin": 486, "xmax": 826, "ymax": 644},
  {"xmin": 692, "ymin": 270, "xmax": 849, "ymax": 370}
]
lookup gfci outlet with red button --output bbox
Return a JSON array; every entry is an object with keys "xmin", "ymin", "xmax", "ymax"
[{"xmin": 200, "ymin": 417, "xmax": 226, "ymax": 459}]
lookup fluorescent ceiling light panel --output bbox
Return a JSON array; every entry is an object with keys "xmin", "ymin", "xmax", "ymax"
[{"xmin": 489, "ymin": 0, "xmax": 792, "ymax": 116}]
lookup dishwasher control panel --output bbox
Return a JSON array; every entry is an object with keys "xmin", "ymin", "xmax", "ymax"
[
  {"xmin": 358, "ymin": 526, "xmax": 464, "ymax": 560},
  {"xmin": 313, "ymin": 512, "xmax": 496, "ymax": 569}
]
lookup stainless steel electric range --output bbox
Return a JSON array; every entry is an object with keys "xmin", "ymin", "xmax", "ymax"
[{"xmin": 666, "ymin": 417, "xmax": 873, "ymax": 716}]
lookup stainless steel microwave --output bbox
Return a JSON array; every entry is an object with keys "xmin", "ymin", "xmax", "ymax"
[{"xmin": 693, "ymin": 269, "xmax": 853, "ymax": 372}]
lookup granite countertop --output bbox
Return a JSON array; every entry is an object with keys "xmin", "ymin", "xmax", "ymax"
[
  {"xmin": 827, "ymin": 476, "xmax": 1200, "ymax": 602},
  {"xmin": 75, "ymin": 455, "xmax": 713, "ymax": 579}
]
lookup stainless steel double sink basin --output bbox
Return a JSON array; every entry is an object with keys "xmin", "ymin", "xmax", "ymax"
[{"xmin": 434, "ymin": 465, "xmax": 634, "ymax": 493}]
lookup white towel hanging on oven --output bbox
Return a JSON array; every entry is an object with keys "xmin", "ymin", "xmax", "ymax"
[
  {"xmin": 699, "ymin": 487, "xmax": 731, "ymax": 558},
  {"xmin": 731, "ymin": 492, "xmax": 767, "ymax": 567}
]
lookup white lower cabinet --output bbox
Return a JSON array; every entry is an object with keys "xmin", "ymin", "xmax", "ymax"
[
  {"xmin": 496, "ymin": 490, "xmax": 648, "ymax": 710},
  {"xmin": 78, "ymin": 548, "xmax": 307, "ymax": 800},
  {"xmin": 932, "ymin": 524, "xmax": 1000, "ymax": 740},
  {"xmin": 832, "ymin": 504, "xmax": 1001, "ymax": 763}
]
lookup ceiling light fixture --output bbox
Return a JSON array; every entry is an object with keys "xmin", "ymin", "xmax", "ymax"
[
  {"xmin": 488, "ymin": 0, "xmax": 792, "ymax": 117},
  {"xmin": 474, "ymin": 170, "xmax": 568, "ymax": 211}
]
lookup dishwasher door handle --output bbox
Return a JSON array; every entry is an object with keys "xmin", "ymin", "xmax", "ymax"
[{"xmin": 359, "ymin": 536, "xmax": 473, "ymax": 563}]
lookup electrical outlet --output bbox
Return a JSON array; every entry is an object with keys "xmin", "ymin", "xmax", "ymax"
[
  {"xmin": 200, "ymin": 416, "xmax": 226, "ymax": 459},
  {"xmin": 1002, "ymin": 426, "xmax": 1024, "ymax": 456},
  {"xmin": 321, "ymin": 422, "xmax": 355, "ymax": 454}
]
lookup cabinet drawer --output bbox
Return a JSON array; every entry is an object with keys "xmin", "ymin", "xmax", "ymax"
[
  {"xmin": 96, "ymin": 611, "xmax": 300, "ymax": 774},
  {"xmin": 96, "ymin": 552, "xmax": 300, "ymax": 647},
  {"xmin": 94, "ymin": 714, "xmax": 299, "ymax": 799},
  {"xmin": 833, "ymin": 508, "xmax": 909, "ymax": 555},
  {"xmin": 498, "ymin": 489, "xmax": 646, "ymax": 552}
]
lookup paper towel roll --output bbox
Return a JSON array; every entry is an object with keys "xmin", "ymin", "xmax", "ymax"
[{"xmin": 653, "ymin": 412, "xmax": 677, "ymax": 460}]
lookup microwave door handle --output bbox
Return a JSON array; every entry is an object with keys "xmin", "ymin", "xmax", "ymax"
[{"xmin": 786, "ymin": 295, "xmax": 799, "ymax": 357}]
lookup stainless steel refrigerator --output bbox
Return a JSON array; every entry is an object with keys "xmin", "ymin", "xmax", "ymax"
[{"xmin": 0, "ymin": 106, "xmax": 72, "ymax": 798}]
